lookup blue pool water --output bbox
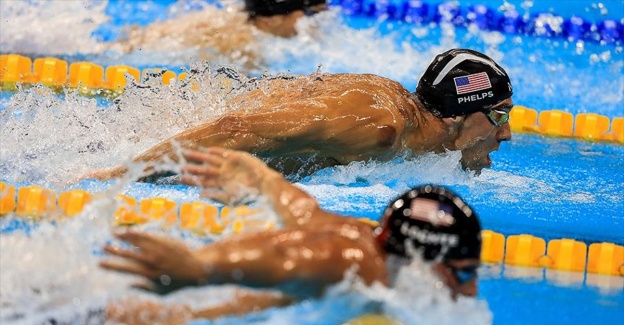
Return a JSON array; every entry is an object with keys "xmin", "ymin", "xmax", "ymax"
[{"xmin": 1, "ymin": 0, "xmax": 623, "ymax": 324}]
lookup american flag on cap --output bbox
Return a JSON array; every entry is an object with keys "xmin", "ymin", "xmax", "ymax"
[
  {"xmin": 454, "ymin": 72, "xmax": 492, "ymax": 95},
  {"xmin": 409, "ymin": 198, "xmax": 455, "ymax": 226}
]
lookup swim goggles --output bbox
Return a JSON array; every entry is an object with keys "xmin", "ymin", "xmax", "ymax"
[
  {"xmin": 445, "ymin": 262, "xmax": 479, "ymax": 285},
  {"xmin": 482, "ymin": 104, "xmax": 513, "ymax": 127}
]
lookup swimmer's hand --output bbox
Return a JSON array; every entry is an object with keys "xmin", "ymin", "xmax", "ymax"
[
  {"xmin": 100, "ymin": 230, "xmax": 208, "ymax": 295},
  {"xmin": 180, "ymin": 147, "xmax": 277, "ymax": 205}
]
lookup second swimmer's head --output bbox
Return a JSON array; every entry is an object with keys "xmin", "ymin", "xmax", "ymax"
[
  {"xmin": 375, "ymin": 184, "xmax": 482, "ymax": 261},
  {"xmin": 375, "ymin": 185, "xmax": 482, "ymax": 297}
]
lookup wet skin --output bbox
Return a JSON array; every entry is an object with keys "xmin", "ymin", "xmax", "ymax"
[
  {"xmin": 102, "ymin": 216, "xmax": 387, "ymax": 298},
  {"xmin": 86, "ymin": 74, "xmax": 513, "ymax": 181},
  {"xmin": 101, "ymin": 148, "xmax": 481, "ymax": 306}
]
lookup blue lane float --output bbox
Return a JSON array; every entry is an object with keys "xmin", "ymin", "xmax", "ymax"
[{"xmin": 330, "ymin": 0, "xmax": 623, "ymax": 44}]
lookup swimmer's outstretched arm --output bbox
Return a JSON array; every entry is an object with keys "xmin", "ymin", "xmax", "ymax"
[
  {"xmin": 180, "ymin": 147, "xmax": 338, "ymax": 227},
  {"xmin": 101, "ymin": 227, "xmax": 377, "ymax": 296}
]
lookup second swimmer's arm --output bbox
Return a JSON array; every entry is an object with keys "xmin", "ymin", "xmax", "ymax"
[
  {"xmin": 181, "ymin": 147, "xmax": 337, "ymax": 227},
  {"xmin": 257, "ymin": 166, "xmax": 336, "ymax": 227}
]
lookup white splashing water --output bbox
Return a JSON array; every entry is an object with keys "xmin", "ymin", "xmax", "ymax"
[
  {"xmin": 297, "ymin": 152, "xmax": 579, "ymax": 219},
  {"xmin": 260, "ymin": 9, "xmax": 456, "ymax": 83},
  {"xmin": 243, "ymin": 260, "xmax": 492, "ymax": 325},
  {"xmin": 362, "ymin": 261, "xmax": 492, "ymax": 325},
  {"xmin": 0, "ymin": 198, "xmax": 126, "ymax": 324},
  {"xmin": 0, "ymin": 0, "xmax": 109, "ymax": 55},
  {"xmin": 0, "ymin": 65, "xmax": 234, "ymax": 187},
  {"xmin": 0, "ymin": 196, "xmax": 256, "ymax": 324}
]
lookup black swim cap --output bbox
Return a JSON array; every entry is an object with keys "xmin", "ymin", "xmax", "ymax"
[
  {"xmin": 245, "ymin": 0, "xmax": 325, "ymax": 17},
  {"xmin": 375, "ymin": 185, "xmax": 481, "ymax": 261},
  {"xmin": 416, "ymin": 49, "xmax": 513, "ymax": 118},
  {"xmin": 305, "ymin": 0, "xmax": 327, "ymax": 7}
]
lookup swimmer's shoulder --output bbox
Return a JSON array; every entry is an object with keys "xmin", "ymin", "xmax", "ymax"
[
  {"xmin": 323, "ymin": 73, "xmax": 403, "ymax": 85},
  {"xmin": 320, "ymin": 73, "xmax": 411, "ymax": 95},
  {"xmin": 274, "ymin": 72, "xmax": 404, "ymax": 92}
]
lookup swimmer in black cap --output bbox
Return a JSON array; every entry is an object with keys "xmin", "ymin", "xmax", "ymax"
[
  {"xmin": 101, "ymin": 147, "xmax": 482, "ymax": 323},
  {"xmin": 86, "ymin": 48, "xmax": 513, "ymax": 182},
  {"xmin": 105, "ymin": 0, "xmax": 327, "ymax": 67}
]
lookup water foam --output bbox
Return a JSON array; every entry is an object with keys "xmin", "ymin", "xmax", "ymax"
[
  {"xmin": 0, "ymin": 199, "xmax": 126, "ymax": 324},
  {"xmin": 217, "ymin": 260, "xmax": 492, "ymax": 325},
  {"xmin": 0, "ymin": 65, "xmax": 231, "ymax": 187},
  {"xmin": 0, "ymin": 189, "xmax": 279, "ymax": 324},
  {"xmin": 259, "ymin": 9, "xmax": 443, "ymax": 82},
  {"xmin": 0, "ymin": 0, "xmax": 108, "ymax": 55}
]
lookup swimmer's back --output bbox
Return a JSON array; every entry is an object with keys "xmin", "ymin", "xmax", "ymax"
[
  {"xmin": 228, "ymin": 73, "xmax": 415, "ymax": 115},
  {"xmin": 221, "ymin": 73, "xmax": 419, "ymax": 163}
]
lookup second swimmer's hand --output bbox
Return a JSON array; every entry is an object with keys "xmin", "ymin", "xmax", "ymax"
[
  {"xmin": 179, "ymin": 147, "xmax": 274, "ymax": 205},
  {"xmin": 100, "ymin": 230, "xmax": 208, "ymax": 295}
]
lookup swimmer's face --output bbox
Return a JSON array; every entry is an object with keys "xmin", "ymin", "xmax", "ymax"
[
  {"xmin": 453, "ymin": 98, "xmax": 513, "ymax": 174},
  {"xmin": 432, "ymin": 258, "xmax": 480, "ymax": 298}
]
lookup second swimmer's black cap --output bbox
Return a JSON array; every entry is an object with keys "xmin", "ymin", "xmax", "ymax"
[
  {"xmin": 416, "ymin": 49, "xmax": 513, "ymax": 118},
  {"xmin": 245, "ymin": 0, "xmax": 326, "ymax": 17},
  {"xmin": 375, "ymin": 185, "xmax": 481, "ymax": 261}
]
